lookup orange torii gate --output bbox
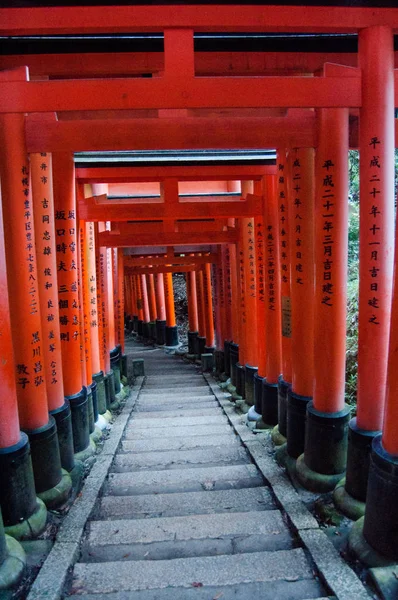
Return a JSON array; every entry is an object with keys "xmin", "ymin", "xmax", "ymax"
[{"xmin": 1, "ymin": 5, "xmax": 398, "ymax": 588}]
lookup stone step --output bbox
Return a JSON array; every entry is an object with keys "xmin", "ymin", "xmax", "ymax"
[
  {"xmin": 127, "ymin": 414, "xmax": 229, "ymax": 431},
  {"xmin": 104, "ymin": 464, "xmax": 263, "ymax": 495},
  {"xmin": 121, "ymin": 433, "xmax": 241, "ymax": 453},
  {"xmin": 139, "ymin": 387, "xmax": 211, "ymax": 396},
  {"xmin": 67, "ymin": 579, "xmax": 329, "ymax": 600},
  {"xmin": 81, "ymin": 510, "xmax": 293, "ymax": 563},
  {"xmin": 124, "ymin": 423, "xmax": 231, "ymax": 440},
  {"xmin": 136, "ymin": 395, "xmax": 217, "ymax": 405},
  {"xmin": 112, "ymin": 445, "xmax": 249, "ymax": 471},
  {"xmin": 71, "ymin": 549, "xmax": 314, "ymax": 595},
  {"xmin": 134, "ymin": 407, "xmax": 224, "ymax": 418},
  {"xmin": 143, "ymin": 379, "xmax": 206, "ymax": 387},
  {"xmin": 136, "ymin": 401, "xmax": 219, "ymax": 413},
  {"xmin": 97, "ymin": 487, "xmax": 275, "ymax": 520}
]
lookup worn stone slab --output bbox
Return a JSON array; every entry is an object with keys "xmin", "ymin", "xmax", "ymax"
[
  {"xmin": 299, "ymin": 529, "xmax": 371, "ymax": 600},
  {"xmin": 113, "ymin": 445, "xmax": 248, "ymax": 471},
  {"xmin": 88, "ymin": 510, "xmax": 287, "ymax": 546},
  {"xmin": 105, "ymin": 464, "xmax": 263, "ymax": 495},
  {"xmin": 137, "ymin": 395, "xmax": 217, "ymax": 405},
  {"xmin": 97, "ymin": 487, "xmax": 275, "ymax": 520},
  {"xmin": 124, "ymin": 423, "xmax": 232, "ymax": 440},
  {"xmin": 140, "ymin": 387, "xmax": 211, "ymax": 396},
  {"xmin": 82, "ymin": 511, "xmax": 293, "ymax": 561},
  {"xmin": 369, "ymin": 565, "xmax": 398, "ymax": 600},
  {"xmin": 72, "ymin": 549, "xmax": 313, "ymax": 594},
  {"xmin": 134, "ymin": 407, "xmax": 224, "ymax": 418},
  {"xmin": 64, "ymin": 579, "xmax": 328, "ymax": 600},
  {"xmin": 143, "ymin": 379, "xmax": 206, "ymax": 387},
  {"xmin": 127, "ymin": 414, "xmax": 228, "ymax": 430},
  {"xmin": 136, "ymin": 401, "xmax": 219, "ymax": 413},
  {"xmin": 121, "ymin": 433, "xmax": 241, "ymax": 453}
]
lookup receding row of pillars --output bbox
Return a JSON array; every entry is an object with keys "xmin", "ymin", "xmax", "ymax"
[
  {"xmin": 0, "ymin": 117, "xmax": 128, "ymax": 585},
  {"xmin": 127, "ymin": 26, "xmax": 398, "ymax": 567}
]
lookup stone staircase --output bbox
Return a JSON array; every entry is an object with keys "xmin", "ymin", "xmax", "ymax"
[{"xmin": 67, "ymin": 347, "xmax": 331, "ymax": 599}]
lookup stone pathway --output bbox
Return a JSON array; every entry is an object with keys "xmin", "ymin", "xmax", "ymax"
[{"xmin": 66, "ymin": 343, "xmax": 334, "ymax": 599}]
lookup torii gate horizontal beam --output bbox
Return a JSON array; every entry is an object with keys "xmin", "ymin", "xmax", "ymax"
[
  {"xmin": 2, "ymin": 6, "xmax": 398, "ymax": 34},
  {"xmin": 77, "ymin": 165, "xmax": 275, "ymax": 183},
  {"xmin": 125, "ymin": 265, "xmax": 205, "ymax": 275},
  {"xmin": 0, "ymin": 51, "xmax": 361, "ymax": 79},
  {"xmin": 0, "ymin": 76, "xmax": 362, "ymax": 113},
  {"xmin": 79, "ymin": 194, "xmax": 263, "ymax": 222},
  {"xmin": 26, "ymin": 114, "xmax": 316, "ymax": 153},
  {"xmin": 99, "ymin": 230, "xmax": 237, "ymax": 247},
  {"xmin": 124, "ymin": 254, "xmax": 217, "ymax": 267}
]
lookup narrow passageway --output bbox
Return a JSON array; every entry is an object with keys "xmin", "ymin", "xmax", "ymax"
[{"xmin": 67, "ymin": 339, "xmax": 329, "ymax": 599}]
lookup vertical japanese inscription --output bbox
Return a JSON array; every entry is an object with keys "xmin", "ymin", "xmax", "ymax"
[
  {"xmin": 319, "ymin": 158, "xmax": 336, "ymax": 308},
  {"xmin": 367, "ymin": 138, "xmax": 382, "ymax": 326}
]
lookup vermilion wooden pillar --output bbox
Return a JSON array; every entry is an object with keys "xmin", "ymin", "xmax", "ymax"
[
  {"xmin": 86, "ymin": 222, "xmax": 107, "ymax": 417},
  {"xmin": 146, "ymin": 272, "xmax": 158, "ymax": 341},
  {"xmin": 253, "ymin": 212, "xmax": 266, "ymax": 417},
  {"xmin": 140, "ymin": 273, "xmax": 151, "ymax": 340},
  {"xmin": 164, "ymin": 271, "xmax": 179, "ymax": 346},
  {"xmin": 53, "ymin": 152, "xmax": 92, "ymax": 458},
  {"xmin": 186, "ymin": 268, "xmax": 199, "ymax": 355},
  {"xmin": 283, "ymin": 147, "xmax": 315, "ymax": 464},
  {"xmin": 155, "ymin": 272, "xmax": 167, "ymax": 344},
  {"xmin": 196, "ymin": 266, "xmax": 207, "ymax": 356},
  {"xmin": 31, "ymin": 152, "xmax": 75, "ymax": 471},
  {"xmin": 0, "ymin": 188, "xmax": 27, "ymax": 574},
  {"xmin": 0, "ymin": 93, "xmax": 69, "ymax": 523},
  {"xmin": 0, "ymin": 149, "xmax": 47, "ymax": 536},
  {"xmin": 95, "ymin": 222, "xmax": 116, "ymax": 409},
  {"xmin": 135, "ymin": 273, "xmax": 145, "ymax": 335},
  {"xmin": 297, "ymin": 108, "xmax": 351, "ymax": 493},
  {"xmin": 203, "ymin": 262, "xmax": 215, "ymax": 352},
  {"xmin": 262, "ymin": 175, "xmax": 282, "ymax": 426},
  {"xmin": 349, "ymin": 26, "xmax": 398, "ymax": 564},
  {"xmin": 228, "ymin": 241, "xmax": 240, "ymax": 386},
  {"xmin": 116, "ymin": 250, "xmax": 126, "ymax": 371},
  {"xmin": 213, "ymin": 251, "xmax": 227, "ymax": 376},
  {"xmin": 221, "ymin": 244, "xmax": 233, "ymax": 376},
  {"xmin": 272, "ymin": 149, "xmax": 292, "ymax": 446}
]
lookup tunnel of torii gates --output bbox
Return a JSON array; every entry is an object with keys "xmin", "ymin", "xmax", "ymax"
[{"xmin": 2, "ymin": 3, "xmax": 398, "ymax": 588}]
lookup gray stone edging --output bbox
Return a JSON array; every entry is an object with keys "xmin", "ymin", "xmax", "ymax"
[
  {"xmin": 204, "ymin": 375, "xmax": 371, "ymax": 600},
  {"xmin": 26, "ymin": 377, "xmax": 145, "ymax": 600}
]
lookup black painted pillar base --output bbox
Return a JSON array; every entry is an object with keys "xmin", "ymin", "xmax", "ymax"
[
  {"xmin": 110, "ymin": 346, "xmax": 121, "ymax": 394},
  {"xmin": 214, "ymin": 350, "xmax": 225, "ymax": 376},
  {"xmin": 286, "ymin": 389, "xmax": 312, "ymax": 460},
  {"xmin": 204, "ymin": 345, "xmax": 215, "ymax": 354},
  {"xmin": 245, "ymin": 364, "xmax": 258, "ymax": 406},
  {"xmin": 67, "ymin": 387, "xmax": 90, "ymax": 454},
  {"xmin": 23, "ymin": 417, "xmax": 71, "ymax": 509},
  {"xmin": 229, "ymin": 343, "xmax": 239, "ymax": 387},
  {"xmin": 224, "ymin": 341, "xmax": 231, "ymax": 377},
  {"xmin": 0, "ymin": 434, "xmax": 47, "ymax": 539},
  {"xmin": 156, "ymin": 320, "xmax": 166, "ymax": 345},
  {"xmin": 236, "ymin": 363, "xmax": 246, "ymax": 398},
  {"xmin": 142, "ymin": 321, "xmax": 151, "ymax": 340},
  {"xmin": 333, "ymin": 418, "xmax": 379, "ymax": 520},
  {"xmin": 50, "ymin": 401, "xmax": 74, "ymax": 472},
  {"xmin": 356, "ymin": 436, "xmax": 398, "ymax": 562},
  {"xmin": 105, "ymin": 370, "xmax": 116, "ymax": 408},
  {"xmin": 196, "ymin": 335, "xmax": 206, "ymax": 357},
  {"xmin": 262, "ymin": 379, "xmax": 279, "ymax": 427},
  {"xmin": 90, "ymin": 381, "xmax": 98, "ymax": 423},
  {"xmin": 296, "ymin": 402, "xmax": 350, "ymax": 492},
  {"xmin": 277, "ymin": 376, "xmax": 290, "ymax": 439},
  {"xmin": 87, "ymin": 385, "xmax": 95, "ymax": 434},
  {"xmin": 254, "ymin": 373, "xmax": 264, "ymax": 415},
  {"xmin": 133, "ymin": 315, "xmax": 139, "ymax": 333},
  {"xmin": 126, "ymin": 317, "xmax": 134, "ymax": 334},
  {"xmin": 137, "ymin": 319, "xmax": 144, "ymax": 336},
  {"xmin": 149, "ymin": 321, "xmax": 157, "ymax": 342},
  {"xmin": 188, "ymin": 331, "xmax": 198, "ymax": 355},
  {"xmin": 165, "ymin": 325, "xmax": 179, "ymax": 347},
  {"xmin": 92, "ymin": 371, "xmax": 106, "ymax": 415}
]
